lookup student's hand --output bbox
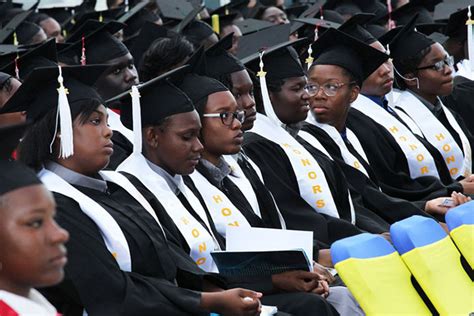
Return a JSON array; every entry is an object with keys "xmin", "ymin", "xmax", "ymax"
[
  {"xmin": 311, "ymin": 280, "xmax": 330, "ymax": 298},
  {"xmin": 425, "ymin": 192, "xmax": 471, "ymax": 215},
  {"xmin": 272, "ymin": 270, "xmax": 322, "ymax": 292},
  {"xmin": 459, "ymin": 179, "xmax": 474, "ymax": 194},
  {"xmin": 201, "ymin": 288, "xmax": 262, "ymax": 316},
  {"xmin": 317, "ymin": 249, "xmax": 333, "ymax": 268},
  {"xmin": 312, "ymin": 261, "xmax": 335, "ymax": 284}
]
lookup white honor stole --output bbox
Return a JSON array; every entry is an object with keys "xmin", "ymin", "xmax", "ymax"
[
  {"xmin": 222, "ymin": 155, "xmax": 287, "ymax": 229},
  {"xmin": 0, "ymin": 290, "xmax": 58, "ymax": 316},
  {"xmin": 395, "ymin": 91, "xmax": 472, "ymax": 179},
  {"xmin": 106, "ymin": 108, "xmax": 134, "ymax": 143},
  {"xmin": 302, "ymin": 114, "xmax": 370, "ymax": 178},
  {"xmin": 39, "ymin": 168, "xmax": 133, "ymax": 272},
  {"xmin": 250, "ymin": 113, "xmax": 353, "ymax": 222},
  {"xmin": 189, "ymin": 170, "xmax": 252, "ymax": 238},
  {"xmin": 117, "ymin": 154, "xmax": 219, "ymax": 272},
  {"xmin": 351, "ymin": 94, "xmax": 440, "ymax": 179}
]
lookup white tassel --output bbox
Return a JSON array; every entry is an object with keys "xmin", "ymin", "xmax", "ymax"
[
  {"xmin": 130, "ymin": 85, "xmax": 142, "ymax": 155},
  {"xmin": 467, "ymin": 6, "xmax": 474, "ymax": 72},
  {"xmin": 306, "ymin": 43, "xmax": 314, "ymax": 70},
  {"xmin": 257, "ymin": 51, "xmax": 283, "ymax": 127},
  {"xmin": 57, "ymin": 66, "xmax": 74, "ymax": 159}
]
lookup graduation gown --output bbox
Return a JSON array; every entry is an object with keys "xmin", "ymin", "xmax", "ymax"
[
  {"xmin": 346, "ymin": 107, "xmax": 463, "ymax": 201},
  {"xmin": 243, "ymin": 131, "xmax": 362, "ymax": 252},
  {"xmin": 41, "ymin": 179, "xmax": 213, "ymax": 316},
  {"xmin": 301, "ymin": 123, "xmax": 437, "ymax": 224},
  {"xmin": 442, "ymin": 76, "xmax": 474, "ymax": 137},
  {"xmin": 122, "ymin": 171, "xmax": 340, "ymax": 316}
]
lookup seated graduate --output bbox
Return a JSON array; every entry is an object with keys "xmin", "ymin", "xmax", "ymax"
[
  {"xmin": 301, "ymin": 27, "xmax": 470, "ymax": 223},
  {"xmin": 242, "ymin": 38, "xmax": 390, "ymax": 247},
  {"xmin": 114, "ymin": 66, "xmax": 340, "ymax": 316},
  {"xmin": 328, "ymin": 14, "xmax": 474, "ymax": 202},
  {"xmin": 388, "ymin": 16, "xmax": 474, "ymax": 182},
  {"xmin": 0, "ymin": 123, "xmax": 69, "ymax": 316},
  {"xmin": 16, "ymin": 65, "xmax": 262, "ymax": 316},
  {"xmin": 60, "ymin": 20, "xmax": 140, "ymax": 170}
]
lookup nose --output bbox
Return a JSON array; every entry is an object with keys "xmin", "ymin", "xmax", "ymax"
[
  {"xmin": 49, "ymin": 220, "xmax": 70, "ymax": 244},
  {"xmin": 193, "ymin": 137, "xmax": 204, "ymax": 153},
  {"xmin": 231, "ymin": 115, "xmax": 243, "ymax": 130},
  {"xmin": 124, "ymin": 67, "xmax": 138, "ymax": 84},
  {"xmin": 104, "ymin": 123, "xmax": 113, "ymax": 139},
  {"xmin": 242, "ymin": 94, "xmax": 256, "ymax": 111}
]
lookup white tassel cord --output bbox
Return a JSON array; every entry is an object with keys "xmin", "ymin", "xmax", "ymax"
[
  {"xmin": 130, "ymin": 85, "xmax": 142, "ymax": 155},
  {"xmin": 57, "ymin": 66, "xmax": 74, "ymax": 159},
  {"xmin": 257, "ymin": 51, "xmax": 283, "ymax": 127},
  {"xmin": 467, "ymin": 6, "xmax": 474, "ymax": 72}
]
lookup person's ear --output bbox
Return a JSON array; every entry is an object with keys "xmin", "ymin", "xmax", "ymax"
[
  {"xmin": 143, "ymin": 126, "xmax": 159, "ymax": 149},
  {"xmin": 349, "ymin": 85, "xmax": 360, "ymax": 103}
]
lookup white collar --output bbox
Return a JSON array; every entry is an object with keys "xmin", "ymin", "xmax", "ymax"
[{"xmin": 0, "ymin": 289, "xmax": 57, "ymax": 316}]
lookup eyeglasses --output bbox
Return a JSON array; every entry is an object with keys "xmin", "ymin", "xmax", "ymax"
[
  {"xmin": 305, "ymin": 81, "xmax": 356, "ymax": 97},
  {"xmin": 416, "ymin": 55, "xmax": 454, "ymax": 72},
  {"xmin": 202, "ymin": 111, "xmax": 245, "ymax": 126}
]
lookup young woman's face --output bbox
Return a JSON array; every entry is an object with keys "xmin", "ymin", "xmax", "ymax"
[
  {"xmin": 152, "ymin": 110, "xmax": 203, "ymax": 176},
  {"xmin": 230, "ymin": 70, "xmax": 256, "ymax": 131},
  {"xmin": 60, "ymin": 104, "xmax": 114, "ymax": 176},
  {"xmin": 413, "ymin": 43, "xmax": 454, "ymax": 97},
  {"xmin": 269, "ymin": 76, "xmax": 310, "ymax": 125},
  {"xmin": 201, "ymin": 91, "xmax": 243, "ymax": 157},
  {"xmin": 0, "ymin": 184, "xmax": 69, "ymax": 293}
]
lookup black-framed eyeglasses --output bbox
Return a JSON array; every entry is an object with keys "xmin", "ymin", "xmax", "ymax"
[
  {"xmin": 416, "ymin": 55, "xmax": 454, "ymax": 72},
  {"xmin": 305, "ymin": 81, "xmax": 356, "ymax": 97},
  {"xmin": 202, "ymin": 111, "xmax": 245, "ymax": 126}
]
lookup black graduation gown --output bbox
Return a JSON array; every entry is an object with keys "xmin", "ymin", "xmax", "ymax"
[
  {"xmin": 41, "ymin": 182, "xmax": 213, "ymax": 316},
  {"xmin": 442, "ymin": 76, "xmax": 474, "ymax": 137},
  {"xmin": 121, "ymin": 172, "xmax": 339, "ymax": 316},
  {"xmin": 346, "ymin": 108, "xmax": 463, "ymax": 201},
  {"xmin": 243, "ymin": 132, "xmax": 362, "ymax": 253},
  {"xmin": 301, "ymin": 123, "xmax": 438, "ymax": 224},
  {"xmin": 107, "ymin": 130, "xmax": 133, "ymax": 170}
]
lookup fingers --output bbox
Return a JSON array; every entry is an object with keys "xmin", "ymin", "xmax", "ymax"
[{"xmin": 239, "ymin": 289, "xmax": 262, "ymax": 299}]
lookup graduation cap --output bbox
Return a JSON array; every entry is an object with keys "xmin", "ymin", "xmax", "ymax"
[
  {"xmin": 129, "ymin": 21, "xmax": 168, "ymax": 68},
  {"xmin": 0, "ymin": 70, "xmax": 10, "ymax": 86},
  {"xmin": 0, "ymin": 9, "xmax": 35, "ymax": 44},
  {"xmin": 236, "ymin": 23, "xmax": 290, "ymax": 59},
  {"xmin": 365, "ymin": 23, "xmax": 387, "ymax": 39},
  {"xmin": 0, "ymin": 38, "xmax": 58, "ymax": 79},
  {"xmin": 202, "ymin": 11, "xmax": 240, "ymax": 34},
  {"xmin": 445, "ymin": 7, "xmax": 469, "ymax": 39},
  {"xmin": 0, "ymin": 122, "xmax": 42, "ymax": 196},
  {"xmin": 210, "ymin": 0, "xmax": 249, "ymax": 16},
  {"xmin": 69, "ymin": 6, "xmax": 124, "ymax": 33},
  {"xmin": 112, "ymin": 65, "xmax": 193, "ymax": 132},
  {"xmin": 173, "ymin": 3, "xmax": 205, "ymax": 33},
  {"xmin": 60, "ymin": 21, "xmax": 127, "ymax": 65},
  {"xmin": 389, "ymin": 0, "xmax": 439, "ymax": 25},
  {"xmin": 157, "ymin": 0, "xmax": 194, "ymax": 21},
  {"xmin": 310, "ymin": 27, "xmax": 389, "ymax": 85},
  {"xmin": 338, "ymin": 13, "xmax": 377, "ymax": 44},
  {"xmin": 293, "ymin": 17, "xmax": 341, "ymax": 30},
  {"xmin": 285, "ymin": 4, "xmax": 309, "ymax": 19},
  {"xmin": 204, "ymin": 32, "xmax": 245, "ymax": 79},
  {"xmin": 117, "ymin": 1, "xmax": 160, "ymax": 38},
  {"xmin": 38, "ymin": 6, "xmax": 77, "ymax": 29},
  {"xmin": 428, "ymin": 31, "xmax": 448, "ymax": 45},
  {"xmin": 323, "ymin": 0, "xmax": 362, "ymax": 17},
  {"xmin": 415, "ymin": 23, "xmax": 446, "ymax": 36},
  {"xmin": 178, "ymin": 73, "xmax": 228, "ymax": 113},
  {"xmin": 388, "ymin": 14, "xmax": 435, "ymax": 75},
  {"xmin": 1, "ymin": 64, "xmax": 107, "ymax": 158},
  {"xmin": 433, "ymin": 1, "xmax": 470, "ymax": 22},
  {"xmin": 234, "ymin": 18, "xmax": 273, "ymax": 35},
  {"xmin": 181, "ymin": 19, "xmax": 215, "ymax": 47}
]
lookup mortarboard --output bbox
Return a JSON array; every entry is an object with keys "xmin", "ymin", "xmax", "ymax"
[
  {"xmin": 0, "ymin": 38, "xmax": 58, "ymax": 78},
  {"xmin": 59, "ymin": 21, "xmax": 128, "ymax": 65},
  {"xmin": 179, "ymin": 73, "xmax": 228, "ymax": 113},
  {"xmin": 243, "ymin": 37, "xmax": 307, "ymax": 80},
  {"xmin": 236, "ymin": 23, "xmax": 290, "ymax": 59},
  {"xmin": 204, "ymin": 32, "xmax": 245, "ymax": 79},
  {"xmin": 173, "ymin": 3, "xmax": 205, "ymax": 33},
  {"xmin": 234, "ymin": 18, "xmax": 273, "ymax": 35},
  {"xmin": 389, "ymin": 0, "xmax": 440, "ymax": 25},
  {"xmin": 428, "ymin": 32, "xmax": 448, "ymax": 45},
  {"xmin": 0, "ymin": 65, "xmax": 107, "ymax": 119},
  {"xmin": 156, "ymin": 0, "xmax": 194, "ymax": 21},
  {"xmin": 0, "ymin": 122, "xmax": 42, "ymax": 196},
  {"xmin": 338, "ymin": 13, "xmax": 377, "ymax": 44},
  {"xmin": 69, "ymin": 6, "xmax": 124, "ymax": 33},
  {"xmin": 181, "ymin": 19, "xmax": 215, "ymax": 47},
  {"xmin": 433, "ymin": 1, "xmax": 471, "ymax": 22},
  {"xmin": 310, "ymin": 27, "xmax": 389, "ymax": 85},
  {"xmin": 0, "ymin": 9, "xmax": 34, "ymax": 44},
  {"xmin": 388, "ymin": 14, "xmax": 435, "ymax": 75},
  {"xmin": 285, "ymin": 4, "xmax": 309, "ymax": 19},
  {"xmin": 117, "ymin": 1, "xmax": 160, "ymax": 38},
  {"xmin": 111, "ymin": 64, "xmax": 194, "ymax": 129},
  {"xmin": 365, "ymin": 23, "xmax": 388, "ymax": 38},
  {"xmin": 445, "ymin": 7, "xmax": 469, "ymax": 39},
  {"xmin": 210, "ymin": 0, "xmax": 249, "ymax": 16}
]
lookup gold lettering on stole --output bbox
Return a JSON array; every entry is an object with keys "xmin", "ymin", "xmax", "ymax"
[
  {"xmin": 213, "ymin": 195, "xmax": 223, "ymax": 203},
  {"xmin": 421, "ymin": 167, "xmax": 429, "ymax": 174},
  {"xmin": 399, "ymin": 136, "xmax": 408, "ymax": 142},
  {"xmin": 389, "ymin": 126, "xmax": 399, "ymax": 133},
  {"xmin": 446, "ymin": 156, "xmax": 456, "ymax": 164},
  {"xmin": 353, "ymin": 161, "xmax": 360, "ymax": 169},
  {"xmin": 416, "ymin": 154, "xmax": 424, "ymax": 162},
  {"xmin": 228, "ymin": 221, "xmax": 240, "ymax": 227},
  {"xmin": 435, "ymin": 133, "xmax": 445, "ymax": 141},
  {"xmin": 301, "ymin": 159, "xmax": 311, "ymax": 166},
  {"xmin": 409, "ymin": 144, "xmax": 418, "ymax": 150},
  {"xmin": 316, "ymin": 200, "xmax": 325, "ymax": 208},
  {"xmin": 196, "ymin": 257, "xmax": 206, "ymax": 265},
  {"xmin": 442, "ymin": 144, "xmax": 451, "ymax": 152},
  {"xmin": 181, "ymin": 217, "xmax": 190, "ymax": 225},
  {"xmin": 312, "ymin": 185, "xmax": 322, "ymax": 193},
  {"xmin": 450, "ymin": 168, "xmax": 459, "ymax": 176},
  {"xmin": 308, "ymin": 171, "xmax": 317, "ymax": 179},
  {"xmin": 221, "ymin": 208, "xmax": 232, "ymax": 216},
  {"xmin": 198, "ymin": 242, "xmax": 207, "ymax": 253},
  {"xmin": 192, "ymin": 228, "xmax": 200, "ymax": 238}
]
